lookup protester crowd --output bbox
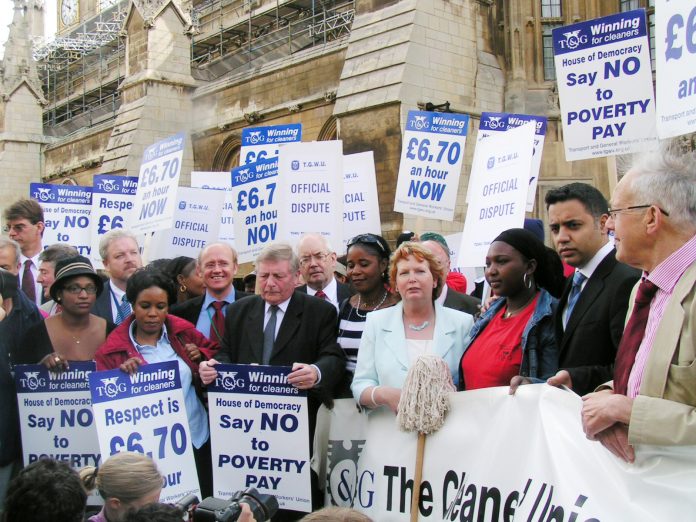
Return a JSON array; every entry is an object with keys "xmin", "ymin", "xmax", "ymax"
[{"xmin": 0, "ymin": 145, "xmax": 694, "ymax": 521}]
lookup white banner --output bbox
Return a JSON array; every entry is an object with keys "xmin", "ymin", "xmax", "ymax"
[
  {"xmin": 231, "ymin": 157, "xmax": 280, "ymax": 264},
  {"xmin": 277, "ymin": 140, "xmax": 344, "ymax": 248},
  {"xmin": 478, "ymin": 113, "xmax": 547, "ymax": 212},
  {"xmin": 240, "ymin": 123, "xmax": 302, "ymax": 165},
  {"xmin": 458, "ymin": 123, "xmax": 535, "ymax": 268},
  {"xmin": 553, "ymin": 9, "xmax": 658, "ymax": 160},
  {"xmin": 89, "ymin": 362, "xmax": 200, "ymax": 504},
  {"xmin": 208, "ymin": 364, "xmax": 311, "ymax": 513},
  {"xmin": 319, "ymin": 386, "xmax": 696, "ymax": 520},
  {"xmin": 342, "ymin": 152, "xmax": 381, "ymax": 252},
  {"xmin": 190, "ymin": 171, "xmax": 236, "ymax": 246},
  {"xmin": 394, "ymin": 111, "xmax": 469, "ymax": 222},
  {"xmin": 15, "ymin": 362, "xmax": 100, "ymax": 470},
  {"xmin": 90, "ymin": 175, "xmax": 139, "ymax": 269},
  {"xmin": 655, "ymin": 2, "xmax": 696, "ymax": 138},
  {"xmin": 129, "ymin": 133, "xmax": 185, "ymax": 234},
  {"xmin": 149, "ymin": 186, "xmax": 224, "ymax": 258},
  {"xmin": 30, "ymin": 183, "xmax": 93, "ymax": 257}
]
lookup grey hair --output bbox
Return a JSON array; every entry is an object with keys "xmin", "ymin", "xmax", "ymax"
[
  {"xmin": 297, "ymin": 233, "xmax": 334, "ymax": 255},
  {"xmin": 39, "ymin": 244, "xmax": 78, "ymax": 264},
  {"xmin": 98, "ymin": 229, "xmax": 140, "ymax": 261},
  {"xmin": 255, "ymin": 242, "xmax": 299, "ymax": 272},
  {"xmin": 624, "ymin": 145, "xmax": 696, "ymax": 230},
  {"xmin": 0, "ymin": 237, "xmax": 21, "ymax": 265}
]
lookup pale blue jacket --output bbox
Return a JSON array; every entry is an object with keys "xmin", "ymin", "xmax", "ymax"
[{"xmin": 351, "ymin": 302, "xmax": 474, "ymax": 401}]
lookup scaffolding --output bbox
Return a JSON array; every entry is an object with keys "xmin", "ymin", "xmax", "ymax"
[{"xmin": 35, "ymin": 0, "xmax": 355, "ymax": 135}]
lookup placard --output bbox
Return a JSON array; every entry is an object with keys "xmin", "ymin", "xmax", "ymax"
[
  {"xmin": 15, "ymin": 362, "xmax": 100, "ymax": 470},
  {"xmin": 149, "ymin": 186, "xmax": 224, "ymax": 258},
  {"xmin": 208, "ymin": 364, "xmax": 311, "ymax": 513},
  {"xmin": 655, "ymin": 2, "xmax": 696, "ymax": 138},
  {"xmin": 231, "ymin": 157, "xmax": 280, "ymax": 264},
  {"xmin": 458, "ymin": 123, "xmax": 535, "ymax": 267},
  {"xmin": 553, "ymin": 9, "xmax": 658, "ymax": 160},
  {"xmin": 90, "ymin": 175, "xmax": 139, "ymax": 269},
  {"xmin": 129, "ymin": 133, "xmax": 185, "ymax": 234},
  {"xmin": 89, "ymin": 362, "xmax": 200, "ymax": 503},
  {"xmin": 30, "ymin": 183, "xmax": 93, "ymax": 257},
  {"xmin": 191, "ymin": 171, "xmax": 236, "ymax": 246},
  {"xmin": 277, "ymin": 140, "xmax": 344, "ymax": 248},
  {"xmin": 478, "ymin": 113, "xmax": 547, "ymax": 212},
  {"xmin": 342, "ymin": 152, "xmax": 382, "ymax": 252},
  {"xmin": 240, "ymin": 124, "xmax": 302, "ymax": 165},
  {"xmin": 394, "ymin": 111, "xmax": 469, "ymax": 221}
]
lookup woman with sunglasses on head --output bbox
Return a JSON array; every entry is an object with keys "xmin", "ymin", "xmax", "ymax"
[
  {"xmin": 337, "ymin": 234, "xmax": 398, "ymax": 396},
  {"xmin": 459, "ymin": 228, "xmax": 563, "ymax": 391},
  {"xmin": 15, "ymin": 255, "xmax": 112, "ymax": 369},
  {"xmin": 352, "ymin": 242, "xmax": 474, "ymax": 412}
]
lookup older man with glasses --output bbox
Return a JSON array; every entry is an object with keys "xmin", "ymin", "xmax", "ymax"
[
  {"xmin": 296, "ymin": 233, "xmax": 353, "ymax": 311},
  {"xmin": 581, "ymin": 146, "xmax": 696, "ymax": 462}
]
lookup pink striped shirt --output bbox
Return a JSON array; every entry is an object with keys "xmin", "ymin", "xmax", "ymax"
[{"xmin": 627, "ymin": 234, "xmax": 696, "ymax": 398}]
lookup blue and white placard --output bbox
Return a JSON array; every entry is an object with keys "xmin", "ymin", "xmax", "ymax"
[
  {"xmin": 231, "ymin": 157, "xmax": 280, "ymax": 264},
  {"xmin": 655, "ymin": 3, "xmax": 696, "ymax": 138},
  {"xmin": 240, "ymin": 124, "xmax": 302, "ymax": 166},
  {"xmin": 553, "ymin": 10, "xmax": 657, "ymax": 161},
  {"xmin": 15, "ymin": 362, "xmax": 100, "ymax": 470},
  {"xmin": 208, "ymin": 364, "xmax": 311, "ymax": 513},
  {"xmin": 149, "ymin": 186, "xmax": 225, "ymax": 258},
  {"xmin": 277, "ymin": 140, "xmax": 344, "ymax": 248},
  {"xmin": 458, "ymin": 123, "xmax": 536, "ymax": 267},
  {"xmin": 394, "ymin": 111, "xmax": 469, "ymax": 221},
  {"xmin": 342, "ymin": 152, "xmax": 381, "ymax": 251},
  {"xmin": 90, "ymin": 175, "xmax": 139, "ymax": 268},
  {"xmin": 89, "ymin": 362, "xmax": 200, "ymax": 503},
  {"xmin": 191, "ymin": 171, "xmax": 236, "ymax": 246},
  {"xmin": 30, "ymin": 183, "xmax": 93, "ymax": 257},
  {"xmin": 129, "ymin": 133, "xmax": 185, "ymax": 234},
  {"xmin": 479, "ymin": 113, "xmax": 547, "ymax": 212}
]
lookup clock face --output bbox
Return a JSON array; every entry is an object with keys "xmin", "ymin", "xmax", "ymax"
[{"xmin": 61, "ymin": 0, "xmax": 78, "ymax": 26}]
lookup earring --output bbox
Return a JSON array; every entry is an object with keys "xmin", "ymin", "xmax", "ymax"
[
  {"xmin": 179, "ymin": 284, "xmax": 187, "ymax": 293},
  {"xmin": 56, "ymin": 297, "xmax": 61, "ymax": 302},
  {"xmin": 523, "ymin": 273, "xmax": 533, "ymax": 289}
]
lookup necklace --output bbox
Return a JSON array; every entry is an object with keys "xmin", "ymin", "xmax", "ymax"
[
  {"xmin": 503, "ymin": 292, "xmax": 537, "ymax": 319},
  {"xmin": 71, "ymin": 335, "xmax": 81, "ymax": 345},
  {"xmin": 354, "ymin": 291, "xmax": 388, "ymax": 318},
  {"xmin": 407, "ymin": 320, "xmax": 430, "ymax": 331}
]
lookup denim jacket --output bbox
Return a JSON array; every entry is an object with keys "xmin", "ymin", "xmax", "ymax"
[{"xmin": 458, "ymin": 289, "xmax": 559, "ymax": 390}]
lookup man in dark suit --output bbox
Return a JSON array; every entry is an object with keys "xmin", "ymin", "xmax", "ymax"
[
  {"xmin": 295, "ymin": 233, "xmax": 352, "ymax": 311},
  {"xmin": 545, "ymin": 183, "xmax": 639, "ymax": 396},
  {"xmin": 170, "ymin": 242, "xmax": 248, "ymax": 343},
  {"xmin": 199, "ymin": 243, "xmax": 344, "ymax": 519},
  {"xmin": 91, "ymin": 229, "xmax": 143, "ymax": 324},
  {"xmin": 420, "ymin": 232, "xmax": 480, "ymax": 317}
]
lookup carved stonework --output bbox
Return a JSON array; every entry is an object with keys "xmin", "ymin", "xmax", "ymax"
[{"xmin": 133, "ymin": 0, "xmax": 192, "ymax": 26}]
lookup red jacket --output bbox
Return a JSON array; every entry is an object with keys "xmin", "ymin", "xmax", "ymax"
[{"xmin": 95, "ymin": 314, "xmax": 219, "ymax": 376}]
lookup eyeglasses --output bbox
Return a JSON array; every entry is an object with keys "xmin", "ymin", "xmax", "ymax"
[
  {"xmin": 2, "ymin": 223, "xmax": 27, "ymax": 233},
  {"xmin": 607, "ymin": 205, "xmax": 670, "ymax": 220},
  {"xmin": 346, "ymin": 234, "xmax": 387, "ymax": 253},
  {"xmin": 299, "ymin": 252, "xmax": 330, "ymax": 266},
  {"xmin": 63, "ymin": 284, "xmax": 98, "ymax": 295}
]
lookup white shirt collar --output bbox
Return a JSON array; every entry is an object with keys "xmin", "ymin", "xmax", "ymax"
[{"xmin": 577, "ymin": 241, "xmax": 614, "ymax": 279}]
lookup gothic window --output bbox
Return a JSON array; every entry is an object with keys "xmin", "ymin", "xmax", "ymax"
[
  {"xmin": 542, "ymin": 24, "xmax": 562, "ymax": 81},
  {"xmin": 619, "ymin": 0, "xmax": 640, "ymax": 11},
  {"xmin": 541, "ymin": 0, "xmax": 562, "ymax": 18}
]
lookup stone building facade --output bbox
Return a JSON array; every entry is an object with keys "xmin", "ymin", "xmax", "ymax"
[{"xmin": 0, "ymin": 0, "xmax": 671, "ymax": 243}]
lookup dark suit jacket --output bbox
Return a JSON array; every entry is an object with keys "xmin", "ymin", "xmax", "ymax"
[
  {"xmin": 443, "ymin": 286, "xmax": 481, "ymax": 317},
  {"xmin": 216, "ymin": 291, "xmax": 345, "ymax": 427},
  {"xmin": 556, "ymin": 249, "xmax": 640, "ymax": 395},
  {"xmin": 297, "ymin": 280, "xmax": 353, "ymax": 305},
  {"xmin": 169, "ymin": 289, "xmax": 251, "ymax": 327},
  {"xmin": 91, "ymin": 283, "xmax": 115, "ymax": 322}
]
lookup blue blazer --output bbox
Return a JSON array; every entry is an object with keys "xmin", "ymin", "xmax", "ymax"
[{"xmin": 351, "ymin": 302, "xmax": 473, "ymax": 401}]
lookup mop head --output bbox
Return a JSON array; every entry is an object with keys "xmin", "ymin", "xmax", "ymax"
[{"xmin": 397, "ymin": 354, "xmax": 455, "ymax": 434}]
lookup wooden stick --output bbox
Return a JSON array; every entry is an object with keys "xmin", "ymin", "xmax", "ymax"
[{"xmin": 410, "ymin": 432, "xmax": 426, "ymax": 522}]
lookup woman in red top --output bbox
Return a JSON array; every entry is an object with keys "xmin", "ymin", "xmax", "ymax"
[{"xmin": 459, "ymin": 228, "xmax": 562, "ymax": 390}]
